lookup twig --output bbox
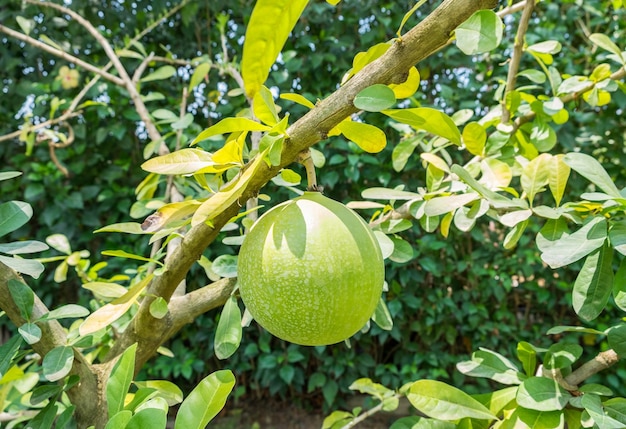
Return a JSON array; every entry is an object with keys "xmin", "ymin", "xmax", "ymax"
[
  {"xmin": 0, "ymin": 24, "xmax": 124, "ymax": 87},
  {"xmin": 24, "ymin": 0, "xmax": 162, "ymax": 144},
  {"xmin": 298, "ymin": 150, "xmax": 319, "ymax": 191},
  {"xmin": 501, "ymin": 0, "xmax": 536, "ymax": 124},
  {"xmin": 340, "ymin": 394, "xmax": 402, "ymax": 429},
  {"xmin": 565, "ymin": 349, "xmax": 620, "ymax": 388}
]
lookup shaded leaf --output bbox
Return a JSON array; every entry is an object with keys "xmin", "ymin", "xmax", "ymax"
[
  {"xmin": 564, "ymin": 153, "xmax": 621, "ymax": 198},
  {"xmin": 7, "ymin": 278, "xmax": 34, "ymax": 321},
  {"xmin": 572, "ymin": 242, "xmax": 613, "ymax": 321},
  {"xmin": 540, "ymin": 217, "xmax": 607, "ymax": 268},
  {"xmin": 0, "ymin": 201, "xmax": 32, "ymax": 238},
  {"xmin": 174, "ymin": 370, "xmax": 236, "ymax": 429},
  {"xmin": 215, "ymin": 295, "xmax": 243, "ymax": 360},
  {"xmin": 544, "ymin": 342, "xmax": 583, "ymax": 370},
  {"xmin": 371, "ymin": 298, "xmax": 393, "ymax": 331},
  {"xmin": 140, "ymin": 65, "xmax": 176, "ymax": 83},
  {"xmin": 407, "ymin": 380, "xmax": 496, "ymax": 420},
  {"xmin": 608, "ymin": 325, "xmax": 626, "ymax": 358},
  {"xmin": 43, "ymin": 345, "xmax": 74, "ymax": 382}
]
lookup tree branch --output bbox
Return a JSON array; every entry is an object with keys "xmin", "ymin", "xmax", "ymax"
[
  {"xmin": 501, "ymin": 0, "xmax": 536, "ymax": 124},
  {"xmin": 25, "ymin": 0, "xmax": 163, "ymax": 145},
  {"xmin": 565, "ymin": 349, "xmax": 620, "ymax": 388},
  {"xmin": 0, "ymin": 24, "xmax": 125, "ymax": 87},
  {"xmin": 106, "ymin": 0, "xmax": 498, "ymax": 367}
]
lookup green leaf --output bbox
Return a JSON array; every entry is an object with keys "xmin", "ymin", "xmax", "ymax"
[
  {"xmin": 107, "ymin": 343, "xmax": 137, "ymax": 417},
  {"xmin": 43, "ymin": 345, "xmax": 74, "ymax": 382},
  {"xmin": 392, "ymin": 136, "xmax": 420, "ymax": 172},
  {"xmin": 241, "ymin": 0, "xmax": 309, "ymax": 97},
  {"xmin": 455, "ymin": 10, "xmax": 504, "ymax": 55},
  {"xmin": 211, "ymin": 254, "xmax": 238, "ymax": 278},
  {"xmin": 473, "ymin": 386, "xmax": 518, "ymax": 418},
  {"xmin": 389, "ymin": 236, "xmax": 414, "ymax": 263},
  {"xmin": 191, "ymin": 117, "xmax": 270, "ymax": 145},
  {"xmin": 30, "ymin": 384, "xmax": 63, "ymax": 405},
  {"xmin": 94, "ymin": 222, "xmax": 149, "ymax": 234},
  {"xmin": 354, "ymin": 84, "xmax": 396, "ymax": 112},
  {"xmin": 18, "ymin": 322, "xmax": 42, "ymax": 344},
  {"xmin": 605, "ymin": 398, "xmax": 626, "ymax": 425},
  {"xmin": 0, "ymin": 240, "xmax": 48, "ymax": 255},
  {"xmin": 337, "ymin": 120, "xmax": 387, "ymax": 153},
  {"xmin": 515, "ymin": 408, "xmax": 565, "ymax": 429},
  {"xmin": 140, "ymin": 65, "xmax": 176, "ymax": 83},
  {"xmin": 0, "ymin": 201, "xmax": 32, "ymax": 238},
  {"xmin": 462, "ymin": 122, "xmax": 486, "ymax": 156},
  {"xmin": 521, "ymin": 153, "xmax": 551, "ymax": 206},
  {"xmin": 383, "ymin": 108, "xmax": 461, "ymax": 145},
  {"xmin": 582, "ymin": 394, "xmax": 626, "ymax": 429},
  {"xmin": 174, "ymin": 370, "xmax": 235, "ymax": 429},
  {"xmin": 548, "ymin": 154, "xmax": 570, "ymax": 206},
  {"xmin": 188, "ymin": 62, "xmax": 211, "ymax": 92},
  {"xmin": 424, "ymin": 194, "xmax": 480, "ymax": 217},
  {"xmin": 104, "ymin": 410, "xmax": 133, "ymax": 429},
  {"xmin": 589, "ymin": 33, "xmax": 625, "ymax": 63},
  {"xmin": 517, "ymin": 341, "xmax": 537, "ymax": 377},
  {"xmin": 0, "ymin": 335, "xmax": 22, "ymax": 377},
  {"xmin": 171, "ymin": 113, "xmax": 194, "ymax": 130},
  {"xmin": 126, "ymin": 407, "xmax": 167, "ymax": 429},
  {"xmin": 362, "ymin": 187, "xmax": 421, "ymax": 201},
  {"xmin": 39, "ymin": 304, "xmax": 90, "ymax": 321},
  {"xmin": 451, "ymin": 165, "xmax": 526, "ymax": 209},
  {"xmin": 214, "ymin": 295, "xmax": 243, "ymax": 360},
  {"xmin": 149, "ymin": 297, "xmax": 169, "ymax": 319},
  {"xmin": 134, "ymin": 380, "xmax": 184, "ymax": 406},
  {"xmin": 540, "ymin": 216, "xmax": 607, "ymax": 269},
  {"xmin": 0, "ymin": 255, "xmax": 45, "ymax": 279},
  {"xmin": 563, "ymin": 153, "xmax": 621, "ymax": 198},
  {"xmin": 608, "ymin": 325, "xmax": 626, "ymax": 358},
  {"xmin": 614, "ymin": 257, "xmax": 626, "ymax": 311},
  {"xmin": 29, "ymin": 399, "xmax": 58, "ymax": 429},
  {"xmin": 456, "ymin": 348, "xmax": 524, "ymax": 385},
  {"xmin": 572, "ymin": 242, "xmax": 614, "ymax": 322},
  {"xmin": 543, "ymin": 342, "xmax": 583, "ymax": 370},
  {"xmin": 545, "ymin": 326, "xmax": 604, "ymax": 335},
  {"xmin": 610, "ymin": 221, "xmax": 626, "ymax": 257},
  {"xmin": 0, "ymin": 171, "xmax": 22, "ymax": 181},
  {"xmin": 82, "ymin": 281, "xmax": 128, "ymax": 300},
  {"xmin": 407, "ymin": 380, "xmax": 497, "ymax": 420},
  {"xmin": 516, "ymin": 377, "xmax": 571, "ymax": 411},
  {"xmin": 7, "ymin": 278, "xmax": 34, "ymax": 321},
  {"xmin": 101, "ymin": 250, "xmax": 163, "ymax": 266},
  {"xmin": 371, "ymin": 297, "xmax": 393, "ymax": 331},
  {"xmin": 253, "ymin": 85, "xmax": 280, "ymax": 126}
]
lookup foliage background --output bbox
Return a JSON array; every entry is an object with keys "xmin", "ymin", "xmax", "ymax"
[{"xmin": 1, "ymin": 0, "xmax": 626, "ymax": 412}]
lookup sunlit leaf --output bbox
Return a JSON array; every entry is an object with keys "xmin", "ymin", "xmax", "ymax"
[
  {"xmin": 540, "ymin": 216, "xmax": 607, "ymax": 268},
  {"xmin": 589, "ymin": 33, "xmax": 625, "ymax": 63},
  {"xmin": 516, "ymin": 377, "xmax": 571, "ymax": 411},
  {"xmin": 573, "ymin": 242, "xmax": 613, "ymax": 322},
  {"xmin": 241, "ymin": 0, "xmax": 309, "ymax": 97},
  {"xmin": 79, "ymin": 275, "xmax": 153, "ymax": 336},
  {"xmin": 337, "ymin": 120, "xmax": 386, "ymax": 153},
  {"xmin": 389, "ymin": 66, "xmax": 420, "ymax": 99},
  {"xmin": 521, "ymin": 153, "xmax": 551, "ymax": 206},
  {"xmin": 563, "ymin": 152, "xmax": 621, "ymax": 198},
  {"xmin": 455, "ymin": 10, "xmax": 503, "ymax": 55},
  {"xmin": 383, "ymin": 108, "xmax": 461, "ymax": 145},
  {"xmin": 280, "ymin": 93, "xmax": 315, "ymax": 109},
  {"xmin": 0, "ymin": 201, "xmax": 32, "ymax": 239},
  {"xmin": 253, "ymin": 85, "xmax": 279, "ymax": 126},
  {"xmin": 188, "ymin": 62, "xmax": 211, "ymax": 92},
  {"xmin": 549, "ymin": 154, "xmax": 570, "ymax": 206},
  {"xmin": 456, "ymin": 348, "xmax": 524, "ymax": 385},
  {"xmin": 407, "ymin": 380, "xmax": 496, "ymax": 420},
  {"xmin": 142, "ymin": 148, "xmax": 217, "ymax": 175},
  {"xmin": 191, "ymin": 118, "xmax": 270, "ymax": 145},
  {"xmin": 462, "ymin": 122, "xmax": 486, "ymax": 156},
  {"xmin": 174, "ymin": 370, "xmax": 235, "ymax": 429},
  {"xmin": 371, "ymin": 298, "xmax": 393, "ymax": 331}
]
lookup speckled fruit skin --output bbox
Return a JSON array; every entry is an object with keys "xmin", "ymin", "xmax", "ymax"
[{"xmin": 238, "ymin": 191, "xmax": 384, "ymax": 346}]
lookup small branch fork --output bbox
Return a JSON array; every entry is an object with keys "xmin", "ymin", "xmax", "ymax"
[{"xmin": 298, "ymin": 149, "xmax": 320, "ymax": 191}]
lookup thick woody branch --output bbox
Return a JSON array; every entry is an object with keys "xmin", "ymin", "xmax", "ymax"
[
  {"xmin": 107, "ymin": 0, "xmax": 498, "ymax": 366},
  {"xmin": 0, "ymin": 262, "xmax": 108, "ymax": 427}
]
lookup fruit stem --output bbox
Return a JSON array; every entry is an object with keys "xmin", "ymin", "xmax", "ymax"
[{"xmin": 298, "ymin": 149, "xmax": 321, "ymax": 192}]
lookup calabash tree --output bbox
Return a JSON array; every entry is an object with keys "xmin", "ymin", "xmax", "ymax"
[{"xmin": 1, "ymin": 0, "xmax": 626, "ymax": 428}]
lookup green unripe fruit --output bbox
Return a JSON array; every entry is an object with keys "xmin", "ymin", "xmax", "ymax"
[{"xmin": 238, "ymin": 192, "xmax": 384, "ymax": 346}]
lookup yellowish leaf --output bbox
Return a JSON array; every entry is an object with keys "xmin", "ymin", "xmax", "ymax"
[
  {"xmin": 241, "ymin": 0, "xmax": 309, "ymax": 98},
  {"xmin": 280, "ymin": 93, "xmax": 315, "ymax": 109},
  {"xmin": 389, "ymin": 66, "xmax": 420, "ymax": 99},
  {"xmin": 549, "ymin": 154, "xmax": 570, "ymax": 207},
  {"xmin": 336, "ymin": 120, "xmax": 386, "ymax": 153},
  {"xmin": 191, "ymin": 118, "xmax": 270, "ymax": 145},
  {"xmin": 141, "ymin": 200, "xmax": 202, "ymax": 232},
  {"xmin": 253, "ymin": 86, "xmax": 279, "ymax": 126},
  {"xmin": 79, "ymin": 274, "xmax": 153, "ymax": 336},
  {"xmin": 420, "ymin": 153, "xmax": 450, "ymax": 173},
  {"xmin": 142, "ymin": 148, "xmax": 215, "ymax": 175},
  {"xmin": 191, "ymin": 148, "xmax": 271, "ymax": 226}
]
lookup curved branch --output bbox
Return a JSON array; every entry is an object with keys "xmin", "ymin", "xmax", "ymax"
[
  {"xmin": 107, "ymin": 0, "xmax": 498, "ymax": 366},
  {"xmin": 565, "ymin": 349, "xmax": 620, "ymax": 388}
]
